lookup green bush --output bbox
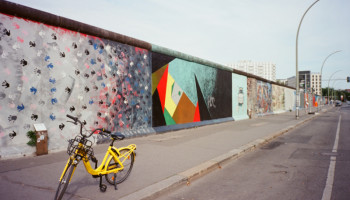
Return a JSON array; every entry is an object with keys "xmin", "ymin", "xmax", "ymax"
[{"xmin": 26, "ymin": 130, "xmax": 36, "ymax": 147}]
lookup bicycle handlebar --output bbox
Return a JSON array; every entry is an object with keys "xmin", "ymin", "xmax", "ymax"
[{"xmin": 65, "ymin": 115, "xmax": 123, "ymax": 140}]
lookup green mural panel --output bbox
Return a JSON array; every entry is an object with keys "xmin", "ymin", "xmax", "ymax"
[{"xmin": 168, "ymin": 59, "xmax": 217, "ymax": 106}]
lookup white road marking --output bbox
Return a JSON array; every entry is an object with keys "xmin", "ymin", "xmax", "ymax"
[{"xmin": 321, "ymin": 115, "xmax": 341, "ymax": 200}]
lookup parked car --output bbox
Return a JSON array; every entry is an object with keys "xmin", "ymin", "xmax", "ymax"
[{"xmin": 335, "ymin": 100, "xmax": 342, "ymax": 107}]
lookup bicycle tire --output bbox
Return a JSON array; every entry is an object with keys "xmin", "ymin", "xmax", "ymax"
[
  {"xmin": 54, "ymin": 162, "xmax": 75, "ymax": 200},
  {"xmin": 105, "ymin": 148, "xmax": 135, "ymax": 185}
]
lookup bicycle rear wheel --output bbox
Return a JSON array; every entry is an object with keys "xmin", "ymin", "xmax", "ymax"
[
  {"xmin": 105, "ymin": 149, "xmax": 135, "ymax": 185},
  {"xmin": 55, "ymin": 161, "xmax": 75, "ymax": 200}
]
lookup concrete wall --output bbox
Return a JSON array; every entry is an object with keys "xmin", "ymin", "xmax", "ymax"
[
  {"xmin": 0, "ymin": 13, "xmax": 152, "ymax": 156},
  {"xmin": 247, "ymin": 78, "xmax": 273, "ymax": 117},
  {"xmin": 232, "ymin": 73, "xmax": 248, "ymax": 120},
  {"xmin": 152, "ymin": 54, "xmax": 232, "ymax": 127},
  {"xmin": 0, "ymin": 2, "xmax": 301, "ymax": 157},
  {"xmin": 272, "ymin": 84, "xmax": 285, "ymax": 113},
  {"xmin": 284, "ymin": 87, "xmax": 295, "ymax": 111}
]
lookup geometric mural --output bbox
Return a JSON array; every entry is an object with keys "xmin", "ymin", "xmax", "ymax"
[{"xmin": 152, "ymin": 53, "xmax": 232, "ymax": 127}]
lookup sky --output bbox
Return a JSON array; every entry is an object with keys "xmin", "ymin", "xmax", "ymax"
[{"xmin": 7, "ymin": 0, "xmax": 350, "ymax": 90}]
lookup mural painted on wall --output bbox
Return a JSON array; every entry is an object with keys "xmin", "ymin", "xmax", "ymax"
[
  {"xmin": 0, "ymin": 13, "xmax": 151, "ymax": 150},
  {"xmin": 284, "ymin": 88, "xmax": 295, "ymax": 111},
  {"xmin": 247, "ymin": 78, "xmax": 272, "ymax": 117},
  {"xmin": 232, "ymin": 73, "xmax": 248, "ymax": 120},
  {"xmin": 256, "ymin": 80, "xmax": 272, "ymax": 115},
  {"xmin": 272, "ymin": 84, "xmax": 285, "ymax": 113},
  {"xmin": 152, "ymin": 52, "xmax": 232, "ymax": 127},
  {"xmin": 247, "ymin": 78, "xmax": 257, "ymax": 118}
]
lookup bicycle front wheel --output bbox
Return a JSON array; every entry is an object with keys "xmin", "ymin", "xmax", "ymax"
[
  {"xmin": 105, "ymin": 149, "xmax": 135, "ymax": 185},
  {"xmin": 54, "ymin": 161, "xmax": 75, "ymax": 200}
]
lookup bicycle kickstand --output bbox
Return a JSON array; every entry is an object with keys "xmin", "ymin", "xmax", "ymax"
[
  {"xmin": 114, "ymin": 173, "xmax": 118, "ymax": 190},
  {"xmin": 99, "ymin": 176, "xmax": 107, "ymax": 192}
]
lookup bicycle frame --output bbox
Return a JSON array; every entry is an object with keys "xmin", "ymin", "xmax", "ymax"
[
  {"xmin": 59, "ymin": 143, "xmax": 136, "ymax": 182},
  {"xmin": 83, "ymin": 144, "xmax": 136, "ymax": 176}
]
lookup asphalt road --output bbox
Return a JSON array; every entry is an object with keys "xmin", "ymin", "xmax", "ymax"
[{"xmin": 156, "ymin": 105, "xmax": 350, "ymax": 200}]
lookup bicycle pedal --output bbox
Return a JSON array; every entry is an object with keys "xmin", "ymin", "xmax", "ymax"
[{"xmin": 100, "ymin": 184, "xmax": 107, "ymax": 192}]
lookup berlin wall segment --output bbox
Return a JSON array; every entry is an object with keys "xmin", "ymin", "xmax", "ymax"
[
  {"xmin": 0, "ymin": 1, "xmax": 304, "ymax": 158},
  {"xmin": 152, "ymin": 52, "xmax": 232, "ymax": 127},
  {"xmin": 0, "ymin": 12, "xmax": 151, "ymax": 157}
]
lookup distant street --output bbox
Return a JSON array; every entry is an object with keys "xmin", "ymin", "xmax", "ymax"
[{"xmin": 156, "ymin": 105, "xmax": 350, "ymax": 200}]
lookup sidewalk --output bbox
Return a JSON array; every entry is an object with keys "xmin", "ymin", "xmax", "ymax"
[{"xmin": 0, "ymin": 106, "xmax": 332, "ymax": 200}]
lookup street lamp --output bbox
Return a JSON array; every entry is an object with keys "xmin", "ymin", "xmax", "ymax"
[
  {"xmin": 327, "ymin": 70, "xmax": 342, "ymax": 104},
  {"xmin": 296, "ymin": 0, "xmax": 320, "ymax": 119},
  {"xmin": 320, "ymin": 50, "xmax": 342, "ymax": 105}
]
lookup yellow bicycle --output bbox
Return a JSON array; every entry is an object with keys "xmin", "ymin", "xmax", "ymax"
[{"xmin": 54, "ymin": 115, "xmax": 136, "ymax": 200}]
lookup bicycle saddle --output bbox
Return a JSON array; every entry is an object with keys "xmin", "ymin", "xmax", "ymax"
[{"xmin": 110, "ymin": 132, "xmax": 125, "ymax": 140}]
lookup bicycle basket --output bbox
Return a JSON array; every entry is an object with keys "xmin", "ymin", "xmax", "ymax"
[{"xmin": 67, "ymin": 135, "xmax": 94, "ymax": 160}]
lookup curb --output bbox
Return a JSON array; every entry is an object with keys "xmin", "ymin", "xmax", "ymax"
[{"xmin": 120, "ymin": 109, "xmax": 327, "ymax": 200}]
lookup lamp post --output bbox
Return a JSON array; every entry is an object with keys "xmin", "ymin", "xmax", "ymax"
[
  {"xmin": 320, "ymin": 50, "xmax": 342, "ymax": 105},
  {"xmin": 327, "ymin": 70, "xmax": 342, "ymax": 104},
  {"xmin": 296, "ymin": 0, "xmax": 320, "ymax": 119}
]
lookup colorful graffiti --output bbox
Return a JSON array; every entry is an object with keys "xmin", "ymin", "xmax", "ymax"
[
  {"xmin": 152, "ymin": 53, "xmax": 232, "ymax": 127},
  {"xmin": 272, "ymin": 84, "xmax": 285, "ymax": 113},
  {"xmin": 256, "ymin": 81, "xmax": 272, "ymax": 115},
  {"xmin": 0, "ymin": 13, "xmax": 151, "ymax": 151},
  {"xmin": 247, "ymin": 78, "xmax": 273, "ymax": 117}
]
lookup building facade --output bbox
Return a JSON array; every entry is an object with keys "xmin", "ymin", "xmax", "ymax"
[
  {"xmin": 286, "ymin": 71, "xmax": 322, "ymax": 95},
  {"xmin": 311, "ymin": 73, "xmax": 322, "ymax": 95},
  {"xmin": 227, "ymin": 60, "xmax": 276, "ymax": 82}
]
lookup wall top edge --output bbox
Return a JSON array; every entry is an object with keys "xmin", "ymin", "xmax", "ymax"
[
  {"xmin": 151, "ymin": 44, "xmax": 234, "ymax": 73},
  {"xmin": 0, "ymin": 0, "xmax": 152, "ymax": 50}
]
